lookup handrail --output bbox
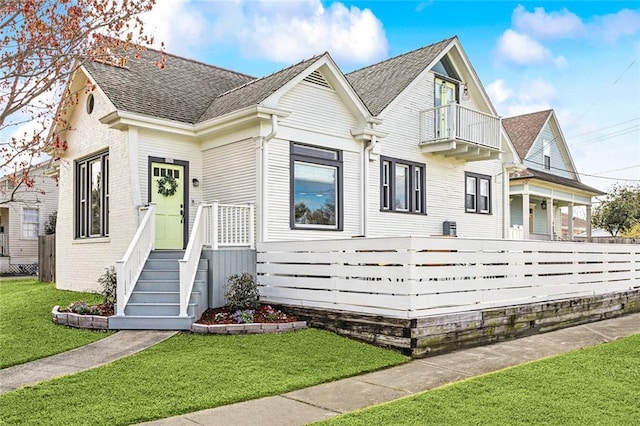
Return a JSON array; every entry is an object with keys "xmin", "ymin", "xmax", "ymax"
[
  {"xmin": 115, "ymin": 204, "xmax": 156, "ymax": 316},
  {"xmin": 178, "ymin": 203, "xmax": 211, "ymax": 317}
]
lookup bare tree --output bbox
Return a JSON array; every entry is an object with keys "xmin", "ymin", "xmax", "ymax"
[{"xmin": 1, "ymin": 0, "xmax": 161, "ymax": 201}]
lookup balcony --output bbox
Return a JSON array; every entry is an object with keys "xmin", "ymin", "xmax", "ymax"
[{"xmin": 420, "ymin": 103, "xmax": 501, "ymax": 161}]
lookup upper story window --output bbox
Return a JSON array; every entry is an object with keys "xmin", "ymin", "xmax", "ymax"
[
  {"xmin": 543, "ymin": 139, "xmax": 551, "ymax": 170},
  {"xmin": 76, "ymin": 151, "xmax": 109, "ymax": 238},
  {"xmin": 465, "ymin": 172, "xmax": 491, "ymax": 214},
  {"xmin": 290, "ymin": 142, "xmax": 343, "ymax": 231},
  {"xmin": 381, "ymin": 157, "xmax": 425, "ymax": 214}
]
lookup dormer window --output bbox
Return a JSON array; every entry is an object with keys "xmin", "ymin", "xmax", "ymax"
[{"xmin": 432, "ymin": 56, "xmax": 460, "ymax": 80}]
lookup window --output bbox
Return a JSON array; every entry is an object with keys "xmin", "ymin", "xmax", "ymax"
[
  {"xmin": 465, "ymin": 172, "xmax": 491, "ymax": 214},
  {"xmin": 543, "ymin": 139, "xmax": 551, "ymax": 170},
  {"xmin": 290, "ymin": 143, "xmax": 342, "ymax": 230},
  {"xmin": 22, "ymin": 208, "xmax": 39, "ymax": 239},
  {"xmin": 76, "ymin": 151, "xmax": 109, "ymax": 238},
  {"xmin": 380, "ymin": 157, "xmax": 425, "ymax": 214}
]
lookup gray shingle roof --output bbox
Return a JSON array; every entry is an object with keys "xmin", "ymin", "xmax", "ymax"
[
  {"xmin": 84, "ymin": 48, "xmax": 256, "ymax": 124},
  {"xmin": 502, "ymin": 110, "xmax": 553, "ymax": 160},
  {"xmin": 346, "ymin": 37, "xmax": 455, "ymax": 116},
  {"xmin": 199, "ymin": 55, "xmax": 325, "ymax": 122}
]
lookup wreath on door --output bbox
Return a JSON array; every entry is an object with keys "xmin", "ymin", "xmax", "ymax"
[{"xmin": 157, "ymin": 175, "xmax": 178, "ymax": 197}]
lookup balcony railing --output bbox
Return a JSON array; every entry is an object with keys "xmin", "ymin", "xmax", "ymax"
[{"xmin": 420, "ymin": 103, "xmax": 501, "ymax": 151}]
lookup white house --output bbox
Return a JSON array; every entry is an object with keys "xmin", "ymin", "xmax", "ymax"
[
  {"xmin": 0, "ymin": 160, "xmax": 58, "ymax": 274},
  {"xmin": 502, "ymin": 109, "xmax": 604, "ymax": 240}
]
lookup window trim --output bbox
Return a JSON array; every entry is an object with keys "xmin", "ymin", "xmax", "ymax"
[
  {"xmin": 465, "ymin": 172, "xmax": 492, "ymax": 214},
  {"xmin": 380, "ymin": 156, "xmax": 426, "ymax": 214},
  {"xmin": 290, "ymin": 142, "xmax": 343, "ymax": 231},
  {"xmin": 21, "ymin": 206, "xmax": 40, "ymax": 240},
  {"xmin": 543, "ymin": 139, "xmax": 551, "ymax": 170},
  {"xmin": 75, "ymin": 150, "xmax": 109, "ymax": 239}
]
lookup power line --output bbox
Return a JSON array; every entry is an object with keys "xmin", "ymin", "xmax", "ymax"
[{"xmin": 523, "ymin": 159, "xmax": 640, "ymax": 182}]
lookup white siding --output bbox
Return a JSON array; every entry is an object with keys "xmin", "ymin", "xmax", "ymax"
[
  {"xmin": 255, "ymin": 80, "xmax": 364, "ymax": 241},
  {"xmin": 201, "ymin": 138, "xmax": 257, "ymax": 205},
  {"xmin": 368, "ymin": 70, "xmax": 505, "ymax": 239},
  {"xmin": 56, "ymin": 84, "xmax": 137, "ymax": 292}
]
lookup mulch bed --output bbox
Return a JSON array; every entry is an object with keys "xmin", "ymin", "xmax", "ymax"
[{"xmin": 196, "ymin": 305, "xmax": 298, "ymax": 325}]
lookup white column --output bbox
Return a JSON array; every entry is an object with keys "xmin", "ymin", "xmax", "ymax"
[
  {"xmin": 522, "ymin": 192, "xmax": 530, "ymax": 239},
  {"xmin": 567, "ymin": 203, "xmax": 574, "ymax": 240},
  {"xmin": 547, "ymin": 198, "xmax": 554, "ymax": 240}
]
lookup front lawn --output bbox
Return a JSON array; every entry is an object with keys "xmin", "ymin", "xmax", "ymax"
[
  {"xmin": 0, "ymin": 279, "xmax": 110, "ymax": 368},
  {"xmin": 0, "ymin": 329, "xmax": 408, "ymax": 425},
  {"xmin": 320, "ymin": 333, "xmax": 640, "ymax": 425}
]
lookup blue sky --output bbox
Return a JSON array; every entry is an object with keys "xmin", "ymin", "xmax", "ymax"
[{"xmin": 139, "ymin": 0, "xmax": 639, "ymax": 193}]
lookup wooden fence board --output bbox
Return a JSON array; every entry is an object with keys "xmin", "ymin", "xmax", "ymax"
[{"xmin": 38, "ymin": 234, "xmax": 55, "ymax": 283}]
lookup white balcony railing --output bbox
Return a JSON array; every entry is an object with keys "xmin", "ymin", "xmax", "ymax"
[{"xmin": 421, "ymin": 103, "xmax": 501, "ymax": 150}]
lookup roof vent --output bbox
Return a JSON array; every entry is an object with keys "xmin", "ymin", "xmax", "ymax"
[{"xmin": 303, "ymin": 70, "xmax": 333, "ymax": 90}]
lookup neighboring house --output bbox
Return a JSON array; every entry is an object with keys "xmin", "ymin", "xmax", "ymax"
[
  {"xmin": 0, "ymin": 160, "xmax": 58, "ymax": 274},
  {"xmin": 561, "ymin": 212, "xmax": 587, "ymax": 237},
  {"xmin": 503, "ymin": 109, "xmax": 604, "ymax": 240},
  {"xmin": 53, "ymin": 35, "xmax": 517, "ymax": 295}
]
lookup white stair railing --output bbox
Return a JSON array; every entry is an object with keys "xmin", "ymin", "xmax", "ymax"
[
  {"xmin": 179, "ymin": 203, "xmax": 211, "ymax": 317},
  {"xmin": 115, "ymin": 204, "xmax": 156, "ymax": 316}
]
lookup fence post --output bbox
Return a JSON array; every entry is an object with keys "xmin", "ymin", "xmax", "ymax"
[
  {"xmin": 212, "ymin": 201, "xmax": 219, "ymax": 250},
  {"xmin": 248, "ymin": 204, "xmax": 255, "ymax": 249}
]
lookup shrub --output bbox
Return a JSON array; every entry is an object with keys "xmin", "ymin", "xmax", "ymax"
[
  {"xmin": 44, "ymin": 211, "xmax": 57, "ymax": 235},
  {"xmin": 66, "ymin": 301, "xmax": 101, "ymax": 315},
  {"xmin": 224, "ymin": 273, "xmax": 259, "ymax": 310},
  {"xmin": 98, "ymin": 266, "xmax": 117, "ymax": 306}
]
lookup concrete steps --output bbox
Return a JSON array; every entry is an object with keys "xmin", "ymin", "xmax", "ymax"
[{"xmin": 109, "ymin": 250, "xmax": 208, "ymax": 330}]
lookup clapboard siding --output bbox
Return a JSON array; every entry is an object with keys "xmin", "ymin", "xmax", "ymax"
[
  {"xmin": 265, "ymin": 137, "xmax": 361, "ymax": 241},
  {"xmin": 279, "ymin": 81, "xmax": 360, "ymax": 137},
  {"xmin": 202, "ymin": 138, "xmax": 257, "ymax": 205},
  {"xmin": 368, "ymin": 70, "xmax": 505, "ymax": 239},
  {"xmin": 525, "ymin": 122, "xmax": 571, "ymax": 179}
]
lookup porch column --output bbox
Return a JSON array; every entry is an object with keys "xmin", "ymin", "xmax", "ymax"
[
  {"xmin": 567, "ymin": 203, "xmax": 574, "ymax": 240},
  {"xmin": 586, "ymin": 204, "xmax": 593, "ymax": 238},
  {"xmin": 547, "ymin": 198, "xmax": 554, "ymax": 240},
  {"xmin": 522, "ymin": 192, "xmax": 530, "ymax": 239}
]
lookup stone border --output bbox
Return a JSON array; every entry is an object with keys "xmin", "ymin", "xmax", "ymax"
[
  {"xmin": 51, "ymin": 305, "xmax": 110, "ymax": 330},
  {"xmin": 191, "ymin": 321, "xmax": 307, "ymax": 335}
]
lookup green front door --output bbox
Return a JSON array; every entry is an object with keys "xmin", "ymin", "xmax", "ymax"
[
  {"xmin": 435, "ymin": 78, "xmax": 456, "ymax": 139},
  {"xmin": 151, "ymin": 162, "xmax": 185, "ymax": 249}
]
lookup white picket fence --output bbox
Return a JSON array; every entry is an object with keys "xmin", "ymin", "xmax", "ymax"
[{"xmin": 257, "ymin": 237, "xmax": 640, "ymax": 318}]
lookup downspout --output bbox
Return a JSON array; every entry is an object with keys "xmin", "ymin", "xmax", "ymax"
[
  {"xmin": 362, "ymin": 134, "xmax": 377, "ymax": 237},
  {"xmin": 260, "ymin": 114, "xmax": 278, "ymax": 242}
]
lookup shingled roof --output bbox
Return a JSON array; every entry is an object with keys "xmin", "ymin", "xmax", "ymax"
[
  {"xmin": 346, "ymin": 37, "xmax": 455, "ymax": 116},
  {"xmin": 199, "ymin": 55, "xmax": 325, "ymax": 122},
  {"xmin": 510, "ymin": 168, "xmax": 605, "ymax": 195},
  {"xmin": 502, "ymin": 109, "xmax": 552, "ymax": 160},
  {"xmin": 83, "ymin": 48, "xmax": 256, "ymax": 124}
]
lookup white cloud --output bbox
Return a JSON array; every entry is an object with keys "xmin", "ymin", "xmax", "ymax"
[
  {"xmin": 495, "ymin": 29, "xmax": 562, "ymax": 66},
  {"xmin": 512, "ymin": 5, "xmax": 584, "ymax": 39},
  {"xmin": 487, "ymin": 78, "xmax": 556, "ymax": 117},
  {"xmin": 593, "ymin": 9, "xmax": 640, "ymax": 43},
  {"xmin": 139, "ymin": 0, "xmax": 208, "ymax": 55},
  {"xmin": 140, "ymin": 0, "xmax": 388, "ymax": 66}
]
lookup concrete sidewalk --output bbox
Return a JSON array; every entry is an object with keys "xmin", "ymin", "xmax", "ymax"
[
  {"xmin": 141, "ymin": 313, "xmax": 640, "ymax": 426},
  {"xmin": 0, "ymin": 330, "xmax": 176, "ymax": 394}
]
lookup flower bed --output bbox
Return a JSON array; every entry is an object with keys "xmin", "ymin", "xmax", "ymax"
[
  {"xmin": 51, "ymin": 305, "xmax": 110, "ymax": 330},
  {"xmin": 191, "ymin": 305, "xmax": 307, "ymax": 335}
]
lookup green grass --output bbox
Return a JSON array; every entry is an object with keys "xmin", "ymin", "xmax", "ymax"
[
  {"xmin": 319, "ymin": 334, "xmax": 640, "ymax": 425},
  {"xmin": 0, "ymin": 279, "xmax": 111, "ymax": 368},
  {"xmin": 0, "ymin": 329, "xmax": 408, "ymax": 425}
]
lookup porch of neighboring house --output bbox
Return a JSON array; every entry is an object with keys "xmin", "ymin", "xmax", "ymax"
[
  {"xmin": 0, "ymin": 207, "xmax": 8, "ymax": 273},
  {"xmin": 0, "ymin": 206, "xmax": 40, "ymax": 275},
  {"xmin": 508, "ymin": 179, "xmax": 598, "ymax": 241}
]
